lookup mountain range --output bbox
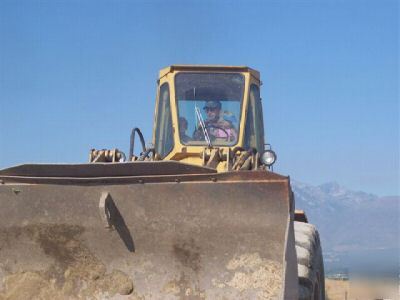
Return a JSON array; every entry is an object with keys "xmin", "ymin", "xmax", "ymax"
[{"xmin": 292, "ymin": 180, "xmax": 399, "ymax": 275}]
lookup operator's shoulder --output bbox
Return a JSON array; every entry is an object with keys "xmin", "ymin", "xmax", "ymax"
[{"xmin": 218, "ymin": 119, "xmax": 233, "ymax": 127}]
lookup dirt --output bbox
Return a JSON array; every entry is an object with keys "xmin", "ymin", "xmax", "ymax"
[
  {"xmin": 0, "ymin": 226, "xmax": 284, "ymax": 299},
  {"xmin": 325, "ymin": 278, "xmax": 399, "ymax": 300},
  {"xmin": 162, "ymin": 273, "xmax": 206, "ymax": 300},
  {"xmin": 212, "ymin": 253, "xmax": 282, "ymax": 299},
  {"xmin": 0, "ymin": 224, "xmax": 138, "ymax": 300},
  {"xmin": 170, "ymin": 238, "xmax": 206, "ymax": 299}
]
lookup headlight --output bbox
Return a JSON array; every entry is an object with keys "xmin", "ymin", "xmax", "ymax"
[{"xmin": 261, "ymin": 150, "xmax": 277, "ymax": 166}]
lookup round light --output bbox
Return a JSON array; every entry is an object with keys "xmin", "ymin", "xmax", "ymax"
[{"xmin": 261, "ymin": 150, "xmax": 277, "ymax": 166}]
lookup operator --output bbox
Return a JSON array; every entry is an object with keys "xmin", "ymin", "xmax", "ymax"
[
  {"xmin": 179, "ymin": 117, "xmax": 191, "ymax": 143},
  {"xmin": 194, "ymin": 100, "xmax": 237, "ymax": 141}
]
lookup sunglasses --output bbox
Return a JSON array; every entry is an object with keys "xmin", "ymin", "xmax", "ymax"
[{"xmin": 204, "ymin": 107, "xmax": 218, "ymax": 112}]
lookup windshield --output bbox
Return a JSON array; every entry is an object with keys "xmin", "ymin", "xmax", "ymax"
[{"xmin": 175, "ymin": 72, "xmax": 245, "ymax": 146}]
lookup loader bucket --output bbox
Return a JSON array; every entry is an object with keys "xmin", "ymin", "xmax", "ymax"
[{"xmin": 0, "ymin": 162, "xmax": 294, "ymax": 299}]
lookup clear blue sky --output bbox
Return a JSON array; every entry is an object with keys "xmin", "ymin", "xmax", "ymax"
[{"xmin": 0, "ymin": 0, "xmax": 398, "ymax": 196}]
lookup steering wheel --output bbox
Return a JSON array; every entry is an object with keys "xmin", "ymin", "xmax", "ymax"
[{"xmin": 205, "ymin": 124, "xmax": 230, "ymax": 142}]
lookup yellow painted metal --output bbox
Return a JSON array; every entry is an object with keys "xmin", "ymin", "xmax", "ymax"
[
  {"xmin": 153, "ymin": 65, "xmax": 261, "ymax": 172},
  {"xmin": 158, "ymin": 65, "xmax": 260, "ymax": 81}
]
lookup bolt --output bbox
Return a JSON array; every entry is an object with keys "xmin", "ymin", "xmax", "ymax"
[
  {"xmin": 211, "ymin": 177, "xmax": 217, "ymax": 182},
  {"xmin": 175, "ymin": 178, "xmax": 180, "ymax": 183},
  {"xmin": 12, "ymin": 188, "xmax": 21, "ymax": 195}
]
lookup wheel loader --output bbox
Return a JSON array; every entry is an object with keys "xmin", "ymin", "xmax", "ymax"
[{"xmin": 0, "ymin": 65, "xmax": 324, "ymax": 300}]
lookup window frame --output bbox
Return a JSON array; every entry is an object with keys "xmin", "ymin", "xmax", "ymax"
[
  {"xmin": 154, "ymin": 82, "xmax": 174, "ymax": 158},
  {"xmin": 244, "ymin": 83, "xmax": 265, "ymax": 153}
]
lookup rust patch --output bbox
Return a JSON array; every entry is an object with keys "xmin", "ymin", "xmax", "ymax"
[
  {"xmin": 33, "ymin": 225, "xmax": 83, "ymax": 265},
  {"xmin": 173, "ymin": 239, "xmax": 201, "ymax": 273},
  {"xmin": 168, "ymin": 239, "xmax": 205, "ymax": 299}
]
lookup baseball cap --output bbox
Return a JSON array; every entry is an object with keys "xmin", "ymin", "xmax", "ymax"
[{"xmin": 203, "ymin": 100, "xmax": 221, "ymax": 110}]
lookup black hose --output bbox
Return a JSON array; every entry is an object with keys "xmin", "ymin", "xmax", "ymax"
[
  {"xmin": 138, "ymin": 148, "xmax": 155, "ymax": 161},
  {"xmin": 129, "ymin": 127, "xmax": 146, "ymax": 161}
]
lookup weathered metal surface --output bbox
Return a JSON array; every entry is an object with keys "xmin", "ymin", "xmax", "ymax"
[
  {"xmin": 0, "ymin": 165, "xmax": 287, "ymax": 185},
  {"xmin": 0, "ymin": 167, "xmax": 293, "ymax": 299},
  {"xmin": 0, "ymin": 161, "xmax": 216, "ymax": 178}
]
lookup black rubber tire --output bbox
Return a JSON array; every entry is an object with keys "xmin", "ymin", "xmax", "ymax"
[{"xmin": 294, "ymin": 221, "xmax": 325, "ymax": 300}]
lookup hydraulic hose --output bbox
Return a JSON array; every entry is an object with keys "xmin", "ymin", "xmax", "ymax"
[{"xmin": 129, "ymin": 127, "xmax": 146, "ymax": 161}]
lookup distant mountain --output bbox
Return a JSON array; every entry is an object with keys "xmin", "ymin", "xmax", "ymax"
[{"xmin": 292, "ymin": 181, "xmax": 399, "ymax": 273}]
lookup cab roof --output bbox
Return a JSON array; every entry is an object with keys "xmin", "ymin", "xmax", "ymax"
[{"xmin": 159, "ymin": 65, "xmax": 260, "ymax": 81}]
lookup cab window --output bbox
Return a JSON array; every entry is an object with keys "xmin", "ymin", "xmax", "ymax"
[
  {"xmin": 154, "ymin": 83, "xmax": 174, "ymax": 158},
  {"xmin": 175, "ymin": 72, "xmax": 244, "ymax": 146},
  {"xmin": 244, "ymin": 84, "xmax": 264, "ymax": 153}
]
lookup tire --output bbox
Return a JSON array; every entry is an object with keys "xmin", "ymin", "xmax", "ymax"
[{"xmin": 294, "ymin": 221, "xmax": 325, "ymax": 300}]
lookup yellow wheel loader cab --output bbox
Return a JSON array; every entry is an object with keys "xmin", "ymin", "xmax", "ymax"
[
  {"xmin": 154, "ymin": 65, "xmax": 265, "ymax": 172},
  {"xmin": 0, "ymin": 66, "xmax": 324, "ymax": 300}
]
